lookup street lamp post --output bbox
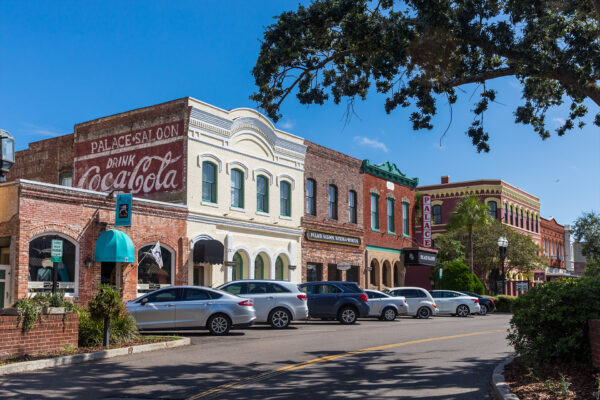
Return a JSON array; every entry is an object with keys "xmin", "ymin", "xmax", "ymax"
[
  {"xmin": 497, "ymin": 236, "xmax": 509, "ymax": 295},
  {"xmin": 0, "ymin": 130, "xmax": 16, "ymax": 182}
]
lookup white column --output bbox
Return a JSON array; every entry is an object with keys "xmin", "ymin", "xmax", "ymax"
[
  {"xmin": 288, "ymin": 241, "xmax": 295, "ymax": 282},
  {"xmin": 225, "ymin": 234, "xmax": 233, "ymax": 282},
  {"xmin": 249, "ymin": 256, "xmax": 255, "ymax": 279},
  {"xmin": 270, "ymin": 257, "xmax": 276, "ymax": 280}
]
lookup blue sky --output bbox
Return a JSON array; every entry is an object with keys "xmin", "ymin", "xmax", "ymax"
[{"xmin": 1, "ymin": 1, "xmax": 598, "ymax": 225}]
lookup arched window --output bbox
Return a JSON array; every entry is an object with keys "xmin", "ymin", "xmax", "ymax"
[
  {"xmin": 369, "ymin": 260, "xmax": 377, "ymax": 286},
  {"xmin": 256, "ymin": 175, "xmax": 269, "ymax": 213},
  {"xmin": 275, "ymin": 256, "xmax": 284, "ymax": 280},
  {"xmin": 328, "ymin": 185, "xmax": 338, "ymax": 220},
  {"xmin": 510, "ymin": 206, "xmax": 514, "ymax": 225},
  {"xmin": 280, "ymin": 181, "xmax": 291, "ymax": 217},
  {"xmin": 526, "ymin": 211, "xmax": 530, "ymax": 230},
  {"xmin": 306, "ymin": 179, "xmax": 316, "ymax": 216},
  {"xmin": 254, "ymin": 255, "xmax": 264, "ymax": 279},
  {"xmin": 382, "ymin": 262, "xmax": 389, "ymax": 286},
  {"xmin": 520, "ymin": 209, "xmax": 524, "ymax": 228},
  {"xmin": 432, "ymin": 204, "xmax": 442, "ymax": 224},
  {"xmin": 28, "ymin": 234, "xmax": 77, "ymax": 294},
  {"xmin": 138, "ymin": 244, "xmax": 173, "ymax": 294},
  {"xmin": 348, "ymin": 190, "xmax": 357, "ymax": 223},
  {"xmin": 202, "ymin": 161, "xmax": 217, "ymax": 203},
  {"xmin": 488, "ymin": 201, "xmax": 497, "ymax": 219},
  {"xmin": 232, "ymin": 252, "xmax": 243, "ymax": 281},
  {"xmin": 231, "ymin": 168, "xmax": 244, "ymax": 208},
  {"xmin": 504, "ymin": 203, "xmax": 508, "ymax": 223}
]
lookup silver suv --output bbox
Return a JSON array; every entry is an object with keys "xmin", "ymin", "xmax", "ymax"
[{"xmin": 218, "ymin": 280, "xmax": 309, "ymax": 328}]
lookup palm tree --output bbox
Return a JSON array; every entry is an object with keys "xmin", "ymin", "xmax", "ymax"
[{"xmin": 447, "ymin": 195, "xmax": 491, "ymax": 273}]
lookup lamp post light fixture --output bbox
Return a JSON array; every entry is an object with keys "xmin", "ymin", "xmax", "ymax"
[
  {"xmin": 497, "ymin": 236, "xmax": 509, "ymax": 295},
  {"xmin": 0, "ymin": 129, "xmax": 16, "ymax": 182}
]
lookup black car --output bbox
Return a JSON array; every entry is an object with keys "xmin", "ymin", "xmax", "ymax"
[
  {"xmin": 299, "ymin": 281, "xmax": 370, "ymax": 324},
  {"xmin": 458, "ymin": 291, "xmax": 495, "ymax": 315}
]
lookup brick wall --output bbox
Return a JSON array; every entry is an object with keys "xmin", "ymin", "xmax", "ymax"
[
  {"xmin": 0, "ymin": 313, "xmax": 78, "ymax": 360},
  {"xmin": 590, "ymin": 319, "xmax": 600, "ymax": 369}
]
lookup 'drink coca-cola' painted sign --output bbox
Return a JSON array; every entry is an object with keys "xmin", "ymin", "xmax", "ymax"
[{"xmin": 74, "ymin": 121, "xmax": 185, "ymax": 195}]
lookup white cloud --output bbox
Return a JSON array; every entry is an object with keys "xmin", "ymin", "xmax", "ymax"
[
  {"xmin": 353, "ymin": 136, "xmax": 389, "ymax": 152},
  {"xmin": 278, "ymin": 120, "xmax": 294, "ymax": 130},
  {"xmin": 552, "ymin": 117, "xmax": 566, "ymax": 127},
  {"xmin": 20, "ymin": 122, "xmax": 64, "ymax": 137},
  {"xmin": 433, "ymin": 142, "xmax": 446, "ymax": 151}
]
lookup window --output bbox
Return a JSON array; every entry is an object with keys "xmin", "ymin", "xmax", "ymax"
[
  {"xmin": 247, "ymin": 282, "xmax": 269, "ymax": 294},
  {"xmin": 202, "ymin": 161, "xmax": 217, "ymax": 203},
  {"xmin": 321, "ymin": 284, "xmax": 342, "ymax": 294},
  {"xmin": 232, "ymin": 252, "xmax": 243, "ymax": 281},
  {"xmin": 504, "ymin": 203, "xmax": 508, "ymax": 223},
  {"xmin": 254, "ymin": 255, "xmax": 264, "ymax": 279},
  {"xmin": 488, "ymin": 201, "xmax": 497, "ymax": 219},
  {"xmin": 432, "ymin": 204, "xmax": 442, "ymax": 224},
  {"xmin": 305, "ymin": 179, "xmax": 316, "ymax": 215},
  {"xmin": 59, "ymin": 172, "xmax": 73, "ymax": 187},
  {"xmin": 138, "ymin": 244, "xmax": 173, "ymax": 294},
  {"xmin": 520, "ymin": 210, "xmax": 524, "ymax": 228},
  {"xmin": 256, "ymin": 175, "xmax": 269, "ymax": 213},
  {"xmin": 231, "ymin": 169, "xmax": 244, "ymax": 208},
  {"xmin": 280, "ymin": 181, "xmax": 291, "ymax": 217},
  {"xmin": 345, "ymin": 265, "xmax": 359, "ymax": 283},
  {"xmin": 306, "ymin": 263, "xmax": 322, "ymax": 282},
  {"xmin": 145, "ymin": 288, "xmax": 179, "ymax": 303},
  {"xmin": 536, "ymin": 216, "xmax": 539, "ymax": 232},
  {"xmin": 328, "ymin": 185, "xmax": 338, "ymax": 219},
  {"xmin": 275, "ymin": 256, "xmax": 285, "ymax": 280},
  {"xmin": 182, "ymin": 288, "xmax": 211, "ymax": 301},
  {"xmin": 387, "ymin": 198, "xmax": 395, "ymax": 233},
  {"xmin": 267, "ymin": 283, "xmax": 290, "ymax": 293},
  {"xmin": 402, "ymin": 202, "xmax": 409, "ymax": 235},
  {"xmin": 28, "ymin": 235, "xmax": 76, "ymax": 294},
  {"xmin": 526, "ymin": 212, "xmax": 530, "ymax": 230},
  {"xmin": 510, "ymin": 206, "xmax": 514, "ymax": 225},
  {"xmin": 348, "ymin": 190, "xmax": 357, "ymax": 223},
  {"xmin": 221, "ymin": 283, "xmax": 244, "ymax": 295},
  {"xmin": 370, "ymin": 193, "xmax": 379, "ymax": 230}
]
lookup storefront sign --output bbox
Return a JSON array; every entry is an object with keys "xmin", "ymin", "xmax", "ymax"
[
  {"xmin": 74, "ymin": 121, "xmax": 185, "ymax": 195},
  {"xmin": 422, "ymin": 194, "xmax": 432, "ymax": 247},
  {"xmin": 50, "ymin": 240, "xmax": 63, "ymax": 263},
  {"xmin": 337, "ymin": 262, "xmax": 351, "ymax": 271},
  {"xmin": 115, "ymin": 193, "xmax": 132, "ymax": 226},
  {"xmin": 404, "ymin": 249, "xmax": 437, "ymax": 266},
  {"xmin": 305, "ymin": 230, "xmax": 361, "ymax": 247}
]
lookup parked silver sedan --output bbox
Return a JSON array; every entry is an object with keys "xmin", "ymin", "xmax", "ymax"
[
  {"xmin": 364, "ymin": 289, "xmax": 409, "ymax": 321},
  {"xmin": 429, "ymin": 290, "xmax": 481, "ymax": 317},
  {"xmin": 218, "ymin": 280, "xmax": 309, "ymax": 328},
  {"xmin": 126, "ymin": 286, "xmax": 256, "ymax": 335}
]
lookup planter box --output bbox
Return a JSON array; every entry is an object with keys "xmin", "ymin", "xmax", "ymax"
[
  {"xmin": 0, "ymin": 308, "xmax": 18, "ymax": 316},
  {"xmin": 43, "ymin": 307, "xmax": 66, "ymax": 315},
  {"xmin": 590, "ymin": 319, "xmax": 600, "ymax": 369}
]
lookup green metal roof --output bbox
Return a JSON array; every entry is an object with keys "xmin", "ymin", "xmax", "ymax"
[
  {"xmin": 361, "ymin": 160, "xmax": 419, "ymax": 188},
  {"xmin": 94, "ymin": 229, "xmax": 135, "ymax": 263}
]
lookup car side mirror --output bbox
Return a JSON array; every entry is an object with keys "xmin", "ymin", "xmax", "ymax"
[{"xmin": 141, "ymin": 298, "xmax": 149, "ymax": 306}]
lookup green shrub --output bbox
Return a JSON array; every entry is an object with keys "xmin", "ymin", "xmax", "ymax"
[
  {"xmin": 88, "ymin": 285, "xmax": 124, "ymax": 321},
  {"xmin": 508, "ymin": 277, "xmax": 600, "ymax": 365},
  {"xmin": 471, "ymin": 273, "xmax": 485, "ymax": 295},
  {"xmin": 432, "ymin": 261, "xmax": 485, "ymax": 293},
  {"xmin": 491, "ymin": 295, "xmax": 517, "ymax": 312},
  {"xmin": 14, "ymin": 297, "xmax": 43, "ymax": 332},
  {"xmin": 77, "ymin": 306, "xmax": 138, "ymax": 347}
]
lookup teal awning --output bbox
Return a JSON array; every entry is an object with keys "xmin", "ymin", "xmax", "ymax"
[{"xmin": 94, "ymin": 229, "xmax": 135, "ymax": 263}]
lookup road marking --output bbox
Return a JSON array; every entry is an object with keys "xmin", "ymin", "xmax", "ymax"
[{"xmin": 186, "ymin": 328, "xmax": 505, "ymax": 399}]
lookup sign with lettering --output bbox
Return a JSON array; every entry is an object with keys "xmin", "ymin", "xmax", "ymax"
[
  {"xmin": 422, "ymin": 194, "xmax": 432, "ymax": 248},
  {"xmin": 305, "ymin": 230, "xmax": 361, "ymax": 247},
  {"xmin": 404, "ymin": 249, "xmax": 437, "ymax": 266},
  {"xmin": 51, "ymin": 240, "xmax": 63, "ymax": 263},
  {"xmin": 74, "ymin": 121, "xmax": 185, "ymax": 195}
]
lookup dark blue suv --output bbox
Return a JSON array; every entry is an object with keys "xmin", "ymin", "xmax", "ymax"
[{"xmin": 299, "ymin": 281, "xmax": 370, "ymax": 324}]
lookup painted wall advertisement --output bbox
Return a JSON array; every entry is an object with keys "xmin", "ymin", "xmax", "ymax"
[
  {"xmin": 74, "ymin": 121, "xmax": 185, "ymax": 195},
  {"xmin": 422, "ymin": 194, "xmax": 432, "ymax": 248}
]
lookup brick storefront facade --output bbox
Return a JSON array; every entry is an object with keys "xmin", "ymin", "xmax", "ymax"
[
  {"xmin": 301, "ymin": 142, "xmax": 365, "ymax": 285},
  {"xmin": 540, "ymin": 217, "xmax": 567, "ymax": 280}
]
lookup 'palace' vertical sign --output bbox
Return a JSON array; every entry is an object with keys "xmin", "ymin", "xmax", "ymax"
[{"xmin": 422, "ymin": 194, "xmax": 432, "ymax": 248}]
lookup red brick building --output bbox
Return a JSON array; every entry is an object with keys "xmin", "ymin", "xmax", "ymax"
[
  {"xmin": 540, "ymin": 217, "xmax": 568, "ymax": 280},
  {"xmin": 361, "ymin": 160, "xmax": 427, "ymax": 290},
  {"xmin": 301, "ymin": 142, "xmax": 365, "ymax": 284}
]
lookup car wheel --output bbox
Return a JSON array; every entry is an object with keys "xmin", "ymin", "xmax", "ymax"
[
  {"xmin": 417, "ymin": 307, "xmax": 431, "ymax": 319},
  {"xmin": 382, "ymin": 307, "xmax": 397, "ymax": 321},
  {"xmin": 338, "ymin": 306, "xmax": 358, "ymax": 324},
  {"xmin": 269, "ymin": 308, "xmax": 291, "ymax": 329},
  {"xmin": 207, "ymin": 314, "xmax": 231, "ymax": 335},
  {"xmin": 479, "ymin": 304, "xmax": 488, "ymax": 316},
  {"xmin": 456, "ymin": 305, "xmax": 470, "ymax": 317}
]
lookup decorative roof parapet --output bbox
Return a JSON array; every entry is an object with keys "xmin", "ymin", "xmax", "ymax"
[{"xmin": 361, "ymin": 160, "xmax": 419, "ymax": 189}]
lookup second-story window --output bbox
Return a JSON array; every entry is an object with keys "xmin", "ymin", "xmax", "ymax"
[
  {"xmin": 306, "ymin": 179, "xmax": 316, "ymax": 216},
  {"xmin": 348, "ymin": 190, "xmax": 357, "ymax": 223},
  {"xmin": 402, "ymin": 202, "xmax": 409, "ymax": 235},
  {"xmin": 510, "ymin": 206, "xmax": 514, "ymax": 225},
  {"xmin": 257, "ymin": 175, "xmax": 269, "ymax": 213},
  {"xmin": 59, "ymin": 172, "xmax": 73, "ymax": 187},
  {"xmin": 387, "ymin": 198, "xmax": 395, "ymax": 233},
  {"xmin": 202, "ymin": 161, "xmax": 217, "ymax": 203},
  {"xmin": 328, "ymin": 185, "xmax": 338, "ymax": 220},
  {"xmin": 370, "ymin": 193, "xmax": 379, "ymax": 230},
  {"xmin": 280, "ymin": 181, "xmax": 291, "ymax": 217},
  {"xmin": 433, "ymin": 204, "xmax": 442, "ymax": 224},
  {"xmin": 504, "ymin": 203, "xmax": 508, "ymax": 223},
  {"xmin": 520, "ymin": 210, "xmax": 524, "ymax": 228},
  {"xmin": 488, "ymin": 201, "xmax": 497, "ymax": 219},
  {"xmin": 231, "ymin": 169, "xmax": 244, "ymax": 208},
  {"xmin": 526, "ymin": 211, "xmax": 530, "ymax": 230}
]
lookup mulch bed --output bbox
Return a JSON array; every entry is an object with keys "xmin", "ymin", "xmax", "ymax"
[
  {"xmin": 504, "ymin": 356, "xmax": 599, "ymax": 399},
  {"xmin": 0, "ymin": 336, "xmax": 180, "ymax": 366}
]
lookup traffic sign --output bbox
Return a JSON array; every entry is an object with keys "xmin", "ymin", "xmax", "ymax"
[{"xmin": 51, "ymin": 240, "xmax": 63, "ymax": 263}]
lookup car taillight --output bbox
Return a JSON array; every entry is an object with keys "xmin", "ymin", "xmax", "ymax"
[
  {"xmin": 490, "ymin": 299, "xmax": 494, "ymax": 303},
  {"xmin": 473, "ymin": 299, "xmax": 479, "ymax": 303},
  {"xmin": 238, "ymin": 299, "xmax": 254, "ymax": 306},
  {"xmin": 404, "ymin": 299, "xmax": 407, "ymax": 304},
  {"xmin": 297, "ymin": 294, "xmax": 307, "ymax": 301},
  {"xmin": 359, "ymin": 293, "xmax": 368, "ymax": 302},
  {"xmin": 432, "ymin": 303, "xmax": 437, "ymax": 308}
]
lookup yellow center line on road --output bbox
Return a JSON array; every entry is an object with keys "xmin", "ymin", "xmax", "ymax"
[{"xmin": 186, "ymin": 328, "xmax": 505, "ymax": 400}]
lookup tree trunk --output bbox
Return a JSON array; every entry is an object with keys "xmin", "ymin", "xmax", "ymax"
[{"xmin": 469, "ymin": 226, "xmax": 474, "ymax": 274}]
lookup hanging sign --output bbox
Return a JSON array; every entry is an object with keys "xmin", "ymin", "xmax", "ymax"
[
  {"xmin": 51, "ymin": 240, "xmax": 63, "ymax": 263},
  {"xmin": 115, "ymin": 193, "xmax": 133, "ymax": 226},
  {"xmin": 422, "ymin": 194, "xmax": 432, "ymax": 247}
]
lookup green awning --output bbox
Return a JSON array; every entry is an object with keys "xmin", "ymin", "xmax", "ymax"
[{"xmin": 94, "ymin": 229, "xmax": 135, "ymax": 263}]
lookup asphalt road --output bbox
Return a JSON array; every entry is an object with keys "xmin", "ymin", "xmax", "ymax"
[{"xmin": 0, "ymin": 314, "xmax": 512, "ymax": 400}]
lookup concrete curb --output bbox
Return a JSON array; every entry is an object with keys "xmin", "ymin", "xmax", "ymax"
[
  {"xmin": 0, "ymin": 337, "xmax": 191, "ymax": 375},
  {"xmin": 491, "ymin": 355, "xmax": 519, "ymax": 400}
]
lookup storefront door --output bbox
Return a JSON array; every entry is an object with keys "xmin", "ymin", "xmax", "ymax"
[
  {"xmin": 0, "ymin": 266, "xmax": 8, "ymax": 308},
  {"xmin": 101, "ymin": 262, "xmax": 121, "ymax": 288},
  {"xmin": 193, "ymin": 266, "xmax": 205, "ymax": 286}
]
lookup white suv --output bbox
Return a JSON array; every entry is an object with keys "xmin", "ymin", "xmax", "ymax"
[
  {"xmin": 430, "ymin": 290, "xmax": 480, "ymax": 317},
  {"xmin": 385, "ymin": 287, "xmax": 439, "ymax": 319},
  {"xmin": 218, "ymin": 280, "xmax": 309, "ymax": 328}
]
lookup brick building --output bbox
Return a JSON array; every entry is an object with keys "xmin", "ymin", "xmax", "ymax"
[
  {"xmin": 301, "ymin": 141, "xmax": 365, "ymax": 284},
  {"xmin": 361, "ymin": 160, "xmax": 424, "ymax": 290}
]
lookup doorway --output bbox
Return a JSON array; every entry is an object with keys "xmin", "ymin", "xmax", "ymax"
[
  {"xmin": 101, "ymin": 262, "xmax": 121, "ymax": 287},
  {"xmin": 193, "ymin": 266, "xmax": 205, "ymax": 286},
  {"xmin": 0, "ymin": 265, "xmax": 8, "ymax": 309}
]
